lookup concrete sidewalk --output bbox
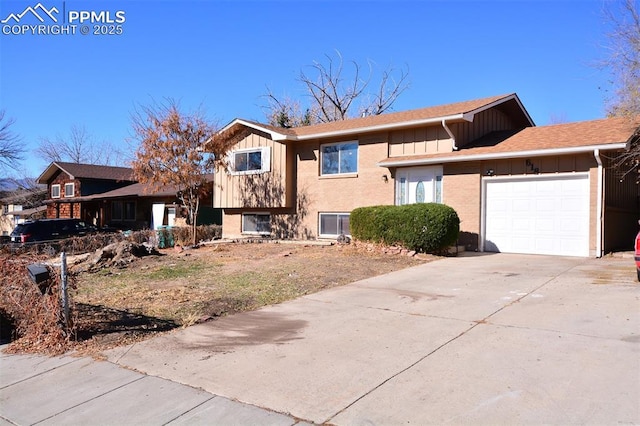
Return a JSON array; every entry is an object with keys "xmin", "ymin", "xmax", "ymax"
[
  {"xmin": 0, "ymin": 350, "xmax": 304, "ymax": 425},
  {"xmin": 2, "ymin": 253, "xmax": 639, "ymax": 425}
]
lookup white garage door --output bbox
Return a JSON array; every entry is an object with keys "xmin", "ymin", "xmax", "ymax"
[{"xmin": 483, "ymin": 174, "xmax": 590, "ymax": 256}]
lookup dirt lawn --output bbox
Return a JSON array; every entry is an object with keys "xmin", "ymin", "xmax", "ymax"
[{"xmin": 71, "ymin": 241, "xmax": 436, "ymax": 353}]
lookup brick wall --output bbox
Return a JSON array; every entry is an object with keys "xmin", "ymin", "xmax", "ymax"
[{"xmin": 443, "ymin": 162, "xmax": 482, "ymax": 250}]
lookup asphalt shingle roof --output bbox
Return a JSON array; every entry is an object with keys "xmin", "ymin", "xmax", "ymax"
[
  {"xmin": 226, "ymin": 94, "xmax": 529, "ymax": 140},
  {"xmin": 378, "ymin": 116, "xmax": 639, "ymax": 165},
  {"xmin": 37, "ymin": 162, "xmax": 135, "ymax": 184}
]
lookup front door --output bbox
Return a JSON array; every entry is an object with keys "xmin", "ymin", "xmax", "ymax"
[{"xmin": 395, "ymin": 166, "xmax": 443, "ymax": 205}]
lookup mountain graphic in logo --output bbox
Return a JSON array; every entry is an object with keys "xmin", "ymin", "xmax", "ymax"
[{"xmin": 1, "ymin": 3, "xmax": 59, "ymax": 24}]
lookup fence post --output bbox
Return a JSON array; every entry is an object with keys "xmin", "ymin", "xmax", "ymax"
[{"xmin": 60, "ymin": 251, "xmax": 69, "ymax": 329}]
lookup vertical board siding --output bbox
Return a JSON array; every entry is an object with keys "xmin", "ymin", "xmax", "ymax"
[
  {"xmin": 604, "ymin": 156, "xmax": 638, "ymax": 210},
  {"xmin": 388, "ymin": 125, "xmax": 452, "ymax": 157},
  {"xmin": 453, "ymin": 108, "xmax": 515, "ymax": 148},
  {"xmin": 214, "ymin": 132, "xmax": 288, "ymax": 209}
]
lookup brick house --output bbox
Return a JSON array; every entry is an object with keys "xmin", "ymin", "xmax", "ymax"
[
  {"xmin": 37, "ymin": 162, "xmax": 136, "ymax": 225},
  {"xmin": 37, "ymin": 162, "xmax": 218, "ymax": 230},
  {"xmin": 211, "ymin": 93, "xmax": 639, "ymax": 257}
]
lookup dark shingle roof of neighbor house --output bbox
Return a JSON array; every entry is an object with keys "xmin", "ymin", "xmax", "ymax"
[
  {"xmin": 81, "ymin": 182, "xmax": 181, "ymax": 200},
  {"xmin": 378, "ymin": 116, "xmax": 639, "ymax": 166},
  {"xmin": 37, "ymin": 162, "xmax": 135, "ymax": 184},
  {"xmin": 66, "ymin": 174, "xmax": 215, "ymax": 202}
]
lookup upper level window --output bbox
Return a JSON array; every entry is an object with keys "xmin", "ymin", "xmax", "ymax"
[
  {"xmin": 230, "ymin": 147, "xmax": 271, "ymax": 175},
  {"xmin": 51, "ymin": 184, "xmax": 61, "ymax": 199},
  {"xmin": 321, "ymin": 141, "xmax": 358, "ymax": 175},
  {"xmin": 64, "ymin": 183, "xmax": 75, "ymax": 198}
]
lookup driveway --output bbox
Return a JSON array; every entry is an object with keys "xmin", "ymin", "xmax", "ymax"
[{"xmin": 105, "ymin": 253, "xmax": 640, "ymax": 425}]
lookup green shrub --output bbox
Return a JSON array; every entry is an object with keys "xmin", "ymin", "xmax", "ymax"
[{"xmin": 350, "ymin": 203, "xmax": 460, "ymax": 253}]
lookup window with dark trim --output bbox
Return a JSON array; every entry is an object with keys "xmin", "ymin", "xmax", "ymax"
[{"xmin": 112, "ymin": 201, "xmax": 136, "ymax": 222}]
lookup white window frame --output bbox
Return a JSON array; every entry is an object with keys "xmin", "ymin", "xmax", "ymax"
[
  {"xmin": 51, "ymin": 184, "xmax": 61, "ymax": 199},
  {"xmin": 229, "ymin": 147, "xmax": 271, "ymax": 175},
  {"xmin": 64, "ymin": 182, "xmax": 75, "ymax": 198},
  {"xmin": 320, "ymin": 141, "xmax": 358, "ymax": 176},
  {"xmin": 318, "ymin": 212, "xmax": 351, "ymax": 238},
  {"xmin": 242, "ymin": 212, "xmax": 271, "ymax": 235}
]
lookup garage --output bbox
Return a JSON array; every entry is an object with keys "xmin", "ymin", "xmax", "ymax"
[{"xmin": 483, "ymin": 174, "xmax": 590, "ymax": 256}]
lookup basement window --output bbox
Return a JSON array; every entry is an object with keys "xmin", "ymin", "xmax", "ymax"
[
  {"xmin": 319, "ymin": 213, "xmax": 350, "ymax": 238},
  {"xmin": 242, "ymin": 213, "xmax": 271, "ymax": 234}
]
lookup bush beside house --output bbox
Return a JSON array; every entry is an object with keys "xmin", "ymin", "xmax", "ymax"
[{"xmin": 351, "ymin": 204, "xmax": 460, "ymax": 254}]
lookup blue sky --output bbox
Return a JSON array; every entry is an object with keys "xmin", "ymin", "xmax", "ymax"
[{"xmin": 0, "ymin": 0, "xmax": 618, "ymax": 178}]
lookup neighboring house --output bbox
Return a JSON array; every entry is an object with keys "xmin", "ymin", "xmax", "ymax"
[
  {"xmin": 37, "ymin": 162, "xmax": 136, "ymax": 225},
  {"xmin": 212, "ymin": 93, "xmax": 639, "ymax": 257},
  {"xmin": 37, "ymin": 162, "xmax": 218, "ymax": 230},
  {"xmin": 0, "ymin": 189, "xmax": 47, "ymax": 236},
  {"xmin": 75, "ymin": 181, "xmax": 216, "ymax": 230},
  {"xmin": 0, "ymin": 201, "xmax": 23, "ymax": 236}
]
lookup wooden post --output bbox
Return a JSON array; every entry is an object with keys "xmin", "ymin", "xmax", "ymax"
[{"xmin": 60, "ymin": 251, "xmax": 69, "ymax": 329}]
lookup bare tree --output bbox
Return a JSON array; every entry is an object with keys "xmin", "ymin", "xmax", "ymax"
[
  {"xmin": 36, "ymin": 124, "xmax": 124, "ymax": 165},
  {"xmin": 0, "ymin": 110, "xmax": 24, "ymax": 172},
  {"xmin": 601, "ymin": 0, "xmax": 640, "ymax": 181},
  {"xmin": 265, "ymin": 51, "xmax": 409, "ymax": 127},
  {"xmin": 131, "ymin": 99, "xmax": 232, "ymax": 245},
  {"xmin": 264, "ymin": 92, "xmax": 314, "ymax": 128}
]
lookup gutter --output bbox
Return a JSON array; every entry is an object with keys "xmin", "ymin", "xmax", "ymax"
[
  {"xmin": 594, "ymin": 149, "xmax": 603, "ymax": 258},
  {"xmin": 442, "ymin": 119, "xmax": 457, "ymax": 150},
  {"xmin": 224, "ymin": 115, "xmax": 472, "ymax": 142},
  {"xmin": 377, "ymin": 142, "xmax": 629, "ymax": 168},
  {"xmin": 284, "ymin": 114, "xmax": 469, "ymax": 141}
]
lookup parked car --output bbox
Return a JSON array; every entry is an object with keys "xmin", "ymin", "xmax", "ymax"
[
  {"xmin": 10, "ymin": 219, "xmax": 96, "ymax": 245},
  {"xmin": 635, "ymin": 227, "xmax": 640, "ymax": 282}
]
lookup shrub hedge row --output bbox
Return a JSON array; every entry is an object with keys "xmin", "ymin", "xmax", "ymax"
[{"xmin": 350, "ymin": 203, "xmax": 460, "ymax": 253}]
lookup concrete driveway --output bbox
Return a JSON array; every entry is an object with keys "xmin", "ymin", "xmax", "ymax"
[{"xmin": 106, "ymin": 253, "xmax": 640, "ymax": 425}]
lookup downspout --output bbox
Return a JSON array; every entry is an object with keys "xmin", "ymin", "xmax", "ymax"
[
  {"xmin": 594, "ymin": 149, "xmax": 603, "ymax": 258},
  {"xmin": 442, "ymin": 119, "xmax": 457, "ymax": 150}
]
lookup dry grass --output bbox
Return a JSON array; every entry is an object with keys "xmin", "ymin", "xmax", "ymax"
[{"xmin": 3, "ymin": 241, "xmax": 437, "ymax": 355}]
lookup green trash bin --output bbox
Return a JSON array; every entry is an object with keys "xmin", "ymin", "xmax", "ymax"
[{"xmin": 157, "ymin": 226, "xmax": 174, "ymax": 248}]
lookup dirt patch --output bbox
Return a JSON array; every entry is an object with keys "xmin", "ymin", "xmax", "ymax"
[{"xmin": 3, "ymin": 240, "xmax": 437, "ymax": 356}]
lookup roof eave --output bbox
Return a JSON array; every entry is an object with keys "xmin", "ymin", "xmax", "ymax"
[
  {"xmin": 462, "ymin": 93, "xmax": 535, "ymax": 127},
  {"xmin": 221, "ymin": 119, "xmax": 293, "ymax": 141},
  {"xmin": 377, "ymin": 143, "xmax": 629, "ymax": 167},
  {"xmin": 36, "ymin": 162, "xmax": 72, "ymax": 184},
  {"xmin": 294, "ymin": 114, "xmax": 468, "ymax": 141}
]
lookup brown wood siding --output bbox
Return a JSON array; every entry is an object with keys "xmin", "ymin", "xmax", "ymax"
[
  {"xmin": 452, "ymin": 108, "xmax": 517, "ymax": 148},
  {"xmin": 604, "ymin": 157, "xmax": 638, "ymax": 210},
  {"xmin": 388, "ymin": 126, "xmax": 451, "ymax": 157},
  {"xmin": 214, "ymin": 132, "xmax": 288, "ymax": 209},
  {"xmin": 603, "ymin": 156, "xmax": 639, "ymax": 251},
  {"xmin": 481, "ymin": 153, "xmax": 595, "ymax": 177}
]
